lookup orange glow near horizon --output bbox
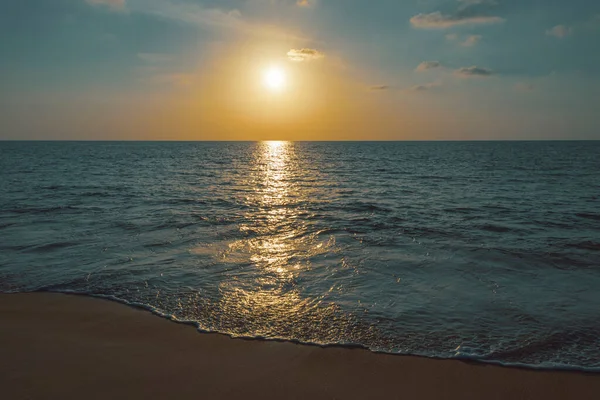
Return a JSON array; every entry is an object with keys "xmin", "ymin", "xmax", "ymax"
[{"xmin": 78, "ymin": 43, "xmax": 422, "ymax": 141}]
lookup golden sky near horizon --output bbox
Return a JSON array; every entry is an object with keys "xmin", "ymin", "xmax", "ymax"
[
  {"xmin": 87, "ymin": 42, "xmax": 428, "ymax": 141},
  {"xmin": 1, "ymin": 0, "xmax": 599, "ymax": 140}
]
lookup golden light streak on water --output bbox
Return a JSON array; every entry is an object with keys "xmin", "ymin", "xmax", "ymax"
[{"xmin": 214, "ymin": 141, "xmax": 339, "ymax": 336}]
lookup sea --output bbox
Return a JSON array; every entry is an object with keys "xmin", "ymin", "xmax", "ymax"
[{"xmin": 1, "ymin": 141, "xmax": 599, "ymax": 371}]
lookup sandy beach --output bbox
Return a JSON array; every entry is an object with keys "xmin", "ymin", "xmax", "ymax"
[{"xmin": 1, "ymin": 293, "xmax": 599, "ymax": 400}]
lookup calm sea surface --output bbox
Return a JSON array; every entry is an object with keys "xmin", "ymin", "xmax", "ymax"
[{"xmin": 1, "ymin": 141, "xmax": 599, "ymax": 370}]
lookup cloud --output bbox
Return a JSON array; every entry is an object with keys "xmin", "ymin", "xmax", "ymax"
[
  {"xmin": 88, "ymin": 0, "xmax": 306, "ymax": 41},
  {"xmin": 86, "ymin": 0, "xmax": 125, "ymax": 10},
  {"xmin": 416, "ymin": 61, "xmax": 442, "ymax": 72},
  {"xmin": 461, "ymin": 35, "xmax": 482, "ymax": 47},
  {"xmin": 546, "ymin": 25, "xmax": 571, "ymax": 38},
  {"xmin": 455, "ymin": 66, "xmax": 494, "ymax": 77},
  {"xmin": 369, "ymin": 85, "xmax": 390, "ymax": 91},
  {"xmin": 446, "ymin": 33, "xmax": 482, "ymax": 46},
  {"xmin": 411, "ymin": 0, "xmax": 503, "ymax": 29},
  {"xmin": 410, "ymin": 12, "xmax": 504, "ymax": 28},
  {"xmin": 296, "ymin": 0, "xmax": 314, "ymax": 7},
  {"xmin": 409, "ymin": 82, "xmax": 441, "ymax": 92},
  {"xmin": 578, "ymin": 14, "xmax": 600, "ymax": 31},
  {"xmin": 457, "ymin": 0, "xmax": 497, "ymax": 8},
  {"xmin": 142, "ymin": 2, "xmax": 244, "ymax": 31},
  {"xmin": 287, "ymin": 48, "xmax": 325, "ymax": 62}
]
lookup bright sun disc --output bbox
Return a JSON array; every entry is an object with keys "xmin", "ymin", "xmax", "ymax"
[{"xmin": 264, "ymin": 67, "xmax": 286, "ymax": 91}]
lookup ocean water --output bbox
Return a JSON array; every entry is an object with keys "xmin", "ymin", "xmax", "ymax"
[{"xmin": 1, "ymin": 141, "xmax": 600, "ymax": 370}]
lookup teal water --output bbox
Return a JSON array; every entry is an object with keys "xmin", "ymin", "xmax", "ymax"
[{"xmin": 1, "ymin": 141, "xmax": 599, "ymax": 370}]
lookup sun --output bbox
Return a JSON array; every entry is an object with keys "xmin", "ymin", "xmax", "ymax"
[{"xmin": 263, "ymin": 67, "xmax": 286, "ymax": 91}]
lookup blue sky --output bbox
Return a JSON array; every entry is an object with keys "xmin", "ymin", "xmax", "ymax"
[{"xmin": 1, "ymin": 0, "xmax": 599, "ymax": 140}]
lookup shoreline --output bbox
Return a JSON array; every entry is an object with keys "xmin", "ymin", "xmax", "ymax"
[
  {"xmin": 15, "ymin": 290, "xmax": 600, "ymax": 375},
  {"xmin": 2, "ymin": 293, "xmax": 600, "ymax": 399}
]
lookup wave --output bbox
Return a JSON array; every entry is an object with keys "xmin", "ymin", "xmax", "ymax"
[
  {"xmin": 576, "ymin": 213, "xmax": 600, "ymax": 221},
  {"xmin": 3, "ymin": 141, "xmax": 600, "ymax": 375},
  {"xmin": 20, "ymin": 289, "xmax": 600, "ymax": 374},
  {"xmin": 3, "ymin": 205, "xmax": 79, "ymax": 214},
  {"xmin": 564, "ymin": 241, "xmax": 600, "ymax": 251},
  {"xmin": 29, "ymin": 241, "xmax": 79, "ymax": 253},
  {"xmin": 477, "ymin": 223, "xmax": 514, "ymax": 233}
]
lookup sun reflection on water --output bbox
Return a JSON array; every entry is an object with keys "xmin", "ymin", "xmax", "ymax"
[
  {"xmin": 241, "ymin": 141, "xmax": 294, "ymax": 274},
  {"xmin": 213, "ymin": 141, "xmax": 347, "ymax": 338}
]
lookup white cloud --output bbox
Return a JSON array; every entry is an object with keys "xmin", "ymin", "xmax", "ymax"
[
  {"xmin": 412, "ymin": 0, "xmax": 502, "ymax": 30},
  {"xmin": 410, "ymin": 12, "xmax": 504, "ymax": 29},
  {"xmin": 287, "ymin": 48, "xmax": 325, "ymax": 62}
]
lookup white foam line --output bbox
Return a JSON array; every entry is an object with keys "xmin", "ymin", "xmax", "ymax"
[{"xmin": 25, "ymin": 289, "xmax": 600, "ymax": 374}]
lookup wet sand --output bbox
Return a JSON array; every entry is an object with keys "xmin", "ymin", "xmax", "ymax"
[{"xmin": 1, "ymin": 293, "xmax": 599, "ymax": 400}]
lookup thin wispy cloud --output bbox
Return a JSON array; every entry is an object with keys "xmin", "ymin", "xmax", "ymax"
[
  {"xmin": 86, "ymin": 0, "xmax": 125, "ymax": 11},
  {"xmin": 546, "ymin": 25, "xmax": 571, "ymax": 38},
  {"xmin": 411, "ymin": 0, "xmax": 503, "ymax": 29},
  {"xmin": 409, "ymin": 82, "xmax": 441, "ymax": 92},
  {"xmin": 369, "ymin": 85, "xmax": 390, "ymax": 91},
  {"xmin": 287, "ymin": 48, "xmax": 325, "ymax": 62},
  {"xmin": 416, "ymin": 61, "xmax": 442, "ymax": 71},
  {"xmin": 457, "ymin": 0, "xmax": 498, "ymax": 9},
  {"xmin": 140, "ymin": 2, "xmax": 245, "ymax": 32},
  {"xmin": 296, "ymin": 0, "xmax": 314, "ymax": 7},
  {"xmin": 446, "ymin": 34, "xmax": 482, "ymax": 47},
  {"xmin": 87, "ymin": 0, "xmax": 306, "ymax": 41},
  {"xmin": 455, "ymin": 66, "xmax": 494, "ymax": 77},
  {"xmin": 586, "ymin": 14, "xmax": 600, "ymax": 29},
  {"xmin": 462, "ymin": 35, "xmax": 482, "ymax": 47},
  {"xmin": 411, "ymin": 12, "xmax": 504, "ymax": 28}
]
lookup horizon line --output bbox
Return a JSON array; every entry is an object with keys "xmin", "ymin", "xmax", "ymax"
[{"xmin": 2, "ymin": 139, "xmax": 599, "ymax": 143}]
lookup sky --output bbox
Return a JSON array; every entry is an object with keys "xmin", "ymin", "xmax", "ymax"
[{"xmin": 1, "ymin": 0, "xmax": 599, "ymax": 140}]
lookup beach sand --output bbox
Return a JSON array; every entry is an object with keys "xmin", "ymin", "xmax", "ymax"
[{"xmin": 1, "ymin": 293, "xmax": 599, "ymax": 399}]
